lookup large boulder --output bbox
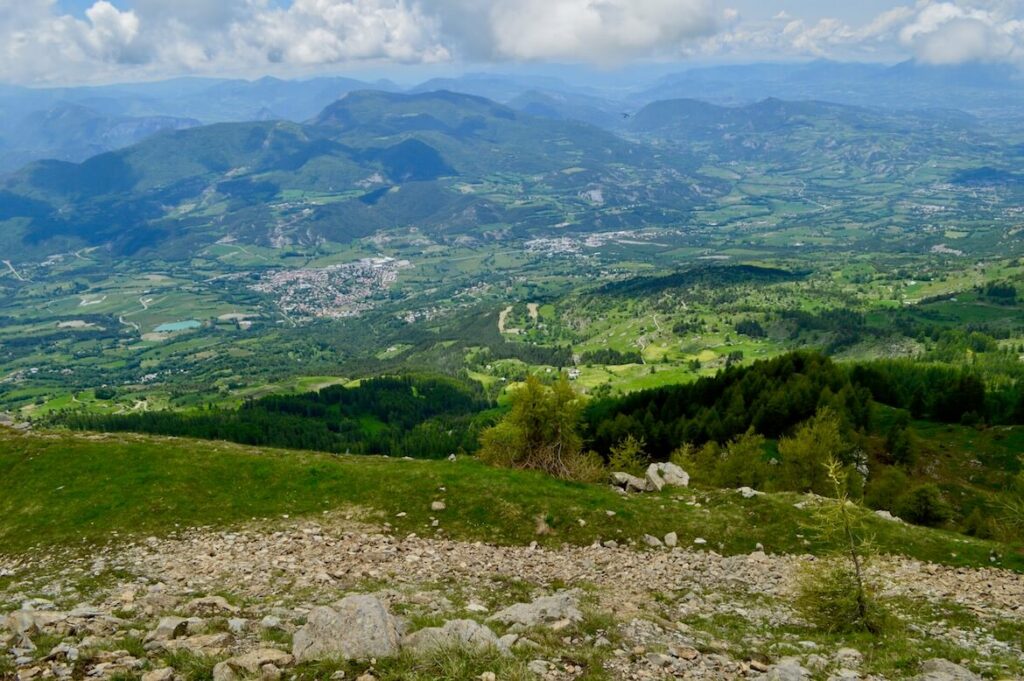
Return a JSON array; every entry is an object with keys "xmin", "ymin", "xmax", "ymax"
[
  {"xmin": 292, "ymin": 596, "xmax": 401, "ymax": 663},
  {"xmin": 487, "ymin": 593, "xmax": 582, "ymax": 629},
  {"xmin": 651, "ymin": 462, "xmax": 689, "ymax": 488},
  {"xmin": 644, "ymin": 465, "xmax": 665, "ymax": 492},
  {"xmin": 5, "ymin": 610, "xmax": 67, "ymax": 636},
  {"xmin": 403, "ymin": 619, "xmax": 507, "ymax": 655},
  {"xmin": 144, "ymin": 616, "xmax": 190, "ymax": 644},
  {"xmin": 612, "ymin": 464, "xmax": 688, "ymax": 493},
  {"xmin": 912, "ymin": 659, "xmax": 981, "ymax": 681},
  {"xmin": 610, "ymin": 472, "xmax": 648, "ymax": 493},
  {"xmin": 213, "ymin": 648, "xmax": 294, "ymax": 681},
  {"xmin": 766, "ymin": 658, "xmax": 811, "ymax": 681}
]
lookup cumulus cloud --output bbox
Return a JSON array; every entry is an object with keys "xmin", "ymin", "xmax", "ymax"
[
  {"xmin": 3, "ymin": 0, "xmax": 1024, "ymax": 84},
  {"xmin": 700, "ymin": 0, "xmax": 1024, "ymax": 65},
  {"xmin": 0, "ymin": 0, "xmax": 451, "ymax": 84},
  {"xmin": 899, "ymin": 2, "xmax": 1024, "ymax": 64},
  {"xmin": 483, "ymin": 0, "xmax": 718, "ymax": 61},
  {"xmin": 0, "ymin": 0, "xmax": 142, "ymax": 82},
  {"xmin": 0, "ymin": 0, "xmax": 724, "ymax": 84}
]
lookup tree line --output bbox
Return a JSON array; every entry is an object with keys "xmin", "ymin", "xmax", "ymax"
[{"xmin": 62, "ymin": 374, "xmax": 492, "ymax": 459}]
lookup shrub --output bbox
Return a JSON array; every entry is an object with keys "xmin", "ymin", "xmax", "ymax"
[
  {"xmin": 712, "ymin": 429, "xmax": 768, "ymax": 489},
  {"xmin": 564, "ymin": 450, "xmax": 610, "ymax": 484},
  {"xmin": 479, "ymin": 375, "xmax": 602, "ymax": 482},
  {"xmin": 796, "ymin": 457, "xmax": 889, "ymax": 635},
  {"xmin": 795, "ymin": 559, "xmax": 889, "ymax": 634},
  {"xmin": 607, "ymin": 435, "xmax": 648, "ymax": 475},
  {"xmin": 670, "ymin": 441, "xmax": 719, "ymax": 485},
  {"xmin": 962, "ymin": 507, "xmax": 996, "ymax": 540},
  {"xmin": 897, "ymin": 484, "xmax": 953, "ymax": 527},
  {"xmin": 777, "ymin": 407, "xmax": 849, "ymax": 495},
  {"xmin": 864, "ymin": 467, "xmax": 909, "ymax": 512}
]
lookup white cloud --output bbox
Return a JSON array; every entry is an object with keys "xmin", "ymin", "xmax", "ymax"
[
  {"xmin": 898, "ymin": 2, "xmax": 1024, "ymax": 64},
  {"xmin": 484, "ymin": 0, "xmax": 717, "ymax": 61},
  {"xmin": 0, "ymin": 0, "xmax": 142, "ymax": 82},
  {"xmin": 3, "ymin": 0, "xmax": 1024, "ymax": 84},
  {"xmin": 700, "ymin": 0, "xmax": 1024, "ymax": 65},
  {"xmin": 0, "ymin": 0, "xmax": 451, "ymax": 84},
  {"xmin": 0, "ymin": 0, "xmax": 722, "ymax": 84}
]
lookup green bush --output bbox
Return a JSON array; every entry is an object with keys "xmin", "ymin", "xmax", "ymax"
[
  {"xmin": 865, "ymin": 467, "xmax": 909, "ymax": 512},
  {"xmin": 777, "ymin": 408, "xmax": 850, "ymax": 495},
  {"xmin": 607, "ymin": 434, "xmax": 649, "ymax": 475},
  {"xmin": 795, "ymin": 559, "xmax": 890, "ymax": 634},
  {"xmin": 711, "ymin": 429, "xmax": 768, "ymax": 489},
  {"xmin": 479, "ymin": 375, "xmax": 605, "ymax": 482},
  {"xmin": 962, "ymin": 507, "xmax": 996, "ymax": 540},
  {"xmin": 897, "ymin": 484, "xmax": 953, "ymax": 527}
]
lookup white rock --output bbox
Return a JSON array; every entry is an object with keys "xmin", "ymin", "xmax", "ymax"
[
  {"xmin": 644, "ymin": 465, "xmax": 666, "ymax": 492},
  {"xmin": 487, "ymin": 593, "xmax": 582, "ymax": 629},
  {"xmin": 144, "ymin": 617, "xmax": 189, "ymax": 643},
  {"xmin": 213, "ymin": 648, "xmax": 294, "ymax": 681},
  {"xmin": 766, "ymin": 658, "xmax": 811, "ymax": 681},
  {"xmin": 912, "ymin": 659, "xmax": 981, "ymax": 681},
  {"xmin": 430, "ymin": 501, "xmax": 446, "ymax": 512},
  {"xmin": 874, "ymin": 510, "xmax": 903, "ymax": 523},
  {"xmin": 828, "ymin": 671, "xmax": 861, "ymax": 681},
  {"xmin": 260, "ymin": 616, "xmax": 283, "ymax": 631},
  {"xmin": 186, "ymin": 596, "xmax": 238, "ymax": 615},
  {"xmin": 664, "ymin": 532, "xmax": 678, "ymax": 547},
  {"xmin": 834, "ymin": 648, "xmax": 863, "ymax": 669},
  {"xmin": 142, "ymin": 669, "xmax": 175, "ymax": 681},
  {"xmin": 643, "ymin": 534, "xmax": 663, "ymax": 548},
  {"xmin": 611, "ymin": 472, "xmax": 648, "ymax": 493},
  {"xmin": 292, "ymin": 596, "xmax": 401, "ymax": 663},
  {"xmin": 403, "ymin": 619, "xmax": 508, "ymax": 655},
  {"xmin": 653, "ymin": 462, "xmax": 690, "ymax": 487},
  {"xmin": 527, "ymin": 660, "xmax": 549, "ymax": 675}
]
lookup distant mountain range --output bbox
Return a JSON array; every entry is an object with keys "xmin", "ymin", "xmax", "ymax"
[
  {"xmin": 0, "ymin": 103, "xmax": 199, "ymax": 172},
  {"xmin": 2, "ymin": 82, "xmax": 1015, "ymax": 262},
  {"xmin": 0, "ymin": 90, "xmax": 683, "ymax": 259},
  {"xmin": 0, "ymin": 76, "xmax": 399, "ymax": 171},
  {"xmin": 2, "ymin": 60, "xmax": 1022, "ymax": 172},
  {"xmin": 637, "ymin": 60, "xmax": 1024, "ymax": 115}
]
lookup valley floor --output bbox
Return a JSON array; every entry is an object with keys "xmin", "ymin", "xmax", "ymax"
[{"xmin": 2, "ymin": 514, "xmax": 1023, "ymax": 680}]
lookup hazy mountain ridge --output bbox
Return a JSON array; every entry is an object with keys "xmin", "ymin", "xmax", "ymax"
[
  {"xmin": 3, "ymin": 61, "xmax": 1022, "ymax": 172},
  {"xmin": 0, "ymin": 90, "xmax": 678, "ymax": 258}
]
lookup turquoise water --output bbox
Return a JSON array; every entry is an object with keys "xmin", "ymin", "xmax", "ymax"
[{"xmin": 154, "ymin": 320, "xmax": 201, "ymax": 332}]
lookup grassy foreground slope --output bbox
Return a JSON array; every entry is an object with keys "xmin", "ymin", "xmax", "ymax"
[{"xmin": 0, "ymin": 428, "xmax": 1019, "ymax": 571}]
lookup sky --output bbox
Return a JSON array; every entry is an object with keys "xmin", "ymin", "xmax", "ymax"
[{"xmin": 2, "ymin": 0, "xmax": 1022, "ymax": 85}]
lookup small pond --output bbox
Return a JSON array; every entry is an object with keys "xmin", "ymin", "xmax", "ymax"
[{"xmin": 154, "ymin": 320, "xmax": 201, "ymax": 333}]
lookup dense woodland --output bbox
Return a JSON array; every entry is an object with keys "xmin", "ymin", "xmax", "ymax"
[
  {"xmin": 64, "ymin": 375, "xmax": 492, "ymax": 458},
  {"xmin": 585, "ymin": 352, "xmax": 1023, "ymax": 460},
  {"xmin": 64, "ymin": 353, "xmax": 1022, "ymax": 461}
]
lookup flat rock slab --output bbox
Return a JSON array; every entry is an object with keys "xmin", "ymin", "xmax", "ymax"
[
  {"xmin": 488, "ymin": 592, "xmax": 582, "ymax": 629},
  {"xmin": 292, "ymin": 596, "xmax": 401, "ymax": 663},
  {"xmin": 403, "ymin": 619, "xmax": 507, "ymax": 655}
]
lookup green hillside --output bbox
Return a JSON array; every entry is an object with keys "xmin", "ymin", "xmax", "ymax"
[{"xmin": 0, "ymin": 428, "xmax": 1018, "ymax": 571}]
